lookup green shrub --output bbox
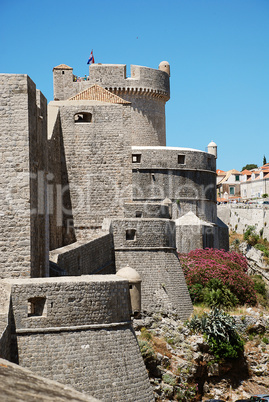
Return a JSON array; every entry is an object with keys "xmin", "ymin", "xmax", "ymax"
[
  {"xmin": 244, "ymin": 226, "xmax": 259, "ymax": 246},
  {"xmin": 175, "ymin": 382, "xmax": 197, "ymax": 402},
  {"xmin": 162, "ymin": 373, "xmax": 177, "ymax": 386},
  {"xmin": 262, "ymin": 337, "xmax": 269, "ymax": 344},
  {"xmin": 140, "ymin": 327, "xmax": 152, "ymax": 341},
  {"xmin": 188, "ymin": 309, "xmax": 244, "ymax": 361},
  {"xmin": 138, "ymin": 340, "xmax": 156, "ymax": 365},
  {"xmin": 202, "ymin": 279, "xmax": 239, "ymax": 309},
  {"xmin": 252, "ymin": 275, "xmax": 266, "ymax": 296},
  {"xmin": 255, "ymin": 243, "xmax": 269, "ymax": 258},
  {"xmin": 188, "ymin": 283, "xmax": 203, "ymax": 303},
  {"xmin": 208, "ymin": 336, "xmax": 244, "ymax": 360}
]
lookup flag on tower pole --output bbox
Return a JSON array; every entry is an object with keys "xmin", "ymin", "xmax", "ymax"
[{"xmin": 87, "ymin": 50, "xmax": 95, "ymax": 65}]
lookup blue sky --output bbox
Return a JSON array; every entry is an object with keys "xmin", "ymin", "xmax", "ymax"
[{"xmin": 1, "ymin": 0, "xmax": 268, "ymax": 171}]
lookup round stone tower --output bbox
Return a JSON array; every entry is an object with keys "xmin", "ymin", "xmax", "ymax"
[{"xmin": 88, "ymin": 63, "xmax": 170, "ymax": 146}]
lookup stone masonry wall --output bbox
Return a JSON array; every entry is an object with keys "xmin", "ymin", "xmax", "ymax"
[
  {"xmin": 16, "ymin": 327, "xmax": 153, "ymax": 401},
  {"xmin": 124, "ymin": 202, "xmax": 170, "ymax": 219},
  {"xmin": 217, "ymin": 204, "xmax": 269, "ymax": 239},
  {"xmin": 6, "ymin": 276, "xmax": 154, "ymax": 401},
  {"xmin": 48, "ymin": 100, "xmax": 133, "ymax": 235},
  {"xmin": 111, "ymin": 219, "xmax": 193, "ymax": 319},
  {"xmin": 131, "ymin": 147, "xmax": 217, "ymax": 222},
  {"xmin": 53, "ymin": 64, "xmax": 170, "ymax": 146},
  {"xmin": 117, "ymin": 93, "xmax": 166, "ymax": 146},
  {"xmin": 112, "ymin": 218, "xmax": 176, "ymax": 249},
  {"xmin": 53, "ymin": 64, "xmax": 170, "ymax": 102},
  {"xmin": 114, "ymin": 250, "xmax": 193, "ymax": 319},
  {"xmin": 0, "ymin": 74, "xmax": 48, "ymax": 278},
  {"xmin": 49, "ymin": 234, "xmax": 115, "ymax": 276}
]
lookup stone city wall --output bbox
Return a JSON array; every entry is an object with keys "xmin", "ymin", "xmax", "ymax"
[
  {"xmin": 0, "ymin": 74, "xmax": 48, "ymax": 278},
  {"xmin": 217, "ymin": 204, "xmax": 269, "ymax": 239},
  {"xmin": 111, "ymin": 218, "xmax": 176, "ymax": 249},
  {"xmin": 5, "ymin": 276, "xmax": 153, "ymax": 401},
  {"xmin": 49, "ymin": 234, "xmax": 115, "ymax": 276},
  {"xmin": 124, "ymin": 201, "xmax": 170, "ymax": 219},
  {"xmin": 111, "ymin": 219, "xmax": 193, "ymax": 318},
  {"xmin": 114, "ymin": 249, "xmax": 193, "ymax": 319},
  {"xmin": 48, "ymin": 101, "xmax": 133, "ymax": 234}
]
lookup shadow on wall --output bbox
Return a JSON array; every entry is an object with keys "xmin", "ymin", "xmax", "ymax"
[{"xmin": 48, "ymin": 113, "xmax": 76, "ymax": 250}]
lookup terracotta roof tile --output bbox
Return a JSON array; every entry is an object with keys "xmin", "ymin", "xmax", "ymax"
[
  {"xmin": 53, "ymin": 64, "xmax": 73, "ymax": 70},
  {"xmin": 68, "ymin": 84, "xmax": 131, "ymax": 104}
]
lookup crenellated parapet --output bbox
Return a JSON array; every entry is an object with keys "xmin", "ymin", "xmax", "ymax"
[
  {"xmin": 88, "ymin": 64, "xmax": 170, "ymax": 101},
  {"xmin": 53, "ymin": 63, "xmax": 170, "ymax": 101}
]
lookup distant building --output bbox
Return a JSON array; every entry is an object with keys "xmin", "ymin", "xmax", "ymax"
[
  {"xmin": 217, "ymin": 169, "xmax": 242, "ymax": 202},
  {"xmin": 241, "ymin": 164, "xmax": 269, "ymax": 199}
]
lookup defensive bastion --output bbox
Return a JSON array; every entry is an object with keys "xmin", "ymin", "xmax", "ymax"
[{"xmin": 0, "ymin": 60, "xmax": 228, "ymax": 400}]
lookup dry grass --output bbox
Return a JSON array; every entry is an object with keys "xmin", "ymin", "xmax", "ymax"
[
  {"xmin": 151, "ymin": 336, "xmax": 172, "ymax": 358},
  {"xmin": 229, "ymin": 231, "xmax": 244, "ymax": 245},
  {"xmin": 192, "ymin": 303, "xmax": 269, "ymax": 317}
]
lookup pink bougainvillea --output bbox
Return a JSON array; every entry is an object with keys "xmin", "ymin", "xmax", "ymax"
[{"xmin": 178, "ymin": 248, "xmax": 256, "ymax": 306}]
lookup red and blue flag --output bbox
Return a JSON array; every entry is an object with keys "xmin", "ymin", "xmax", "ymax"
[{"xmin": 87, "ymin": 50, "xmax": 95, "ymax": 65}]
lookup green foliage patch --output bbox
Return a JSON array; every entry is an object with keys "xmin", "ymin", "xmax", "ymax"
[{"xmin": 188, "ymin": 308, "xmax": 244, "ymax": 361}]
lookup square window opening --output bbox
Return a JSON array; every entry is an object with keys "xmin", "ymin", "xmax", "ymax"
[
  {"xmin": 132, "ymin": 154, "xmax": 141, "ymax": 163},
  {"xmin": 135, "ymin": 211, "xmax": 142, "ymax": 218},
  {"xmin": 74, "ymin": 112, "xmax": 92, "ymax": 123},
  {"xmin": 178, "ymin": 155, "xmax": 185, "ymax": 164},
  {"xmin": 28, "ymin": 297, "xmax": 47, "ymax": 317},
  {"xmin": 126, "ymin": 229, "xmax": 136, "ymax": 241}
]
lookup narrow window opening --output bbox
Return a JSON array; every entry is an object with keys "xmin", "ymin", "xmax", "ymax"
[
  {"xmin": 129, "ymin": 284, "xmax": 133, "ymax": 290},
  {"xmin": 74, "ymin": 112, "xmax": 92, "ymax": 123},
  {"xmin": 28, "ymin": 297, "xmax": 47, "ymax": 317},
  {"xmin": 207, "ymin": 158, "xmax": 211, "ymax": 169},
  {"xmin": 132, "ymin": 154, "xmax": 141, "ymax": 163},
  {"xmin": 62, "ymin": 71, "xmax": 65, "ymax": 75},
  {"xmin": 178, "ymin": 155, "xmax": 185, "ymax": 164},
  {"xmin": 126, "ymin": 229, "xmax": 136, "ymax": 241}
]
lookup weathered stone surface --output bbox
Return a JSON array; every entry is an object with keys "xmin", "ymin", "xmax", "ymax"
[{"xmin": 0, "ymin": 358, "xmax": 100, "ymax": 401}]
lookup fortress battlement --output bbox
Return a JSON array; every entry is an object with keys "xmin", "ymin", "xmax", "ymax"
[
  {"xmin": 53, "ymin": 62, "xmax": 170, "ymax": 102},
  {"xmin": 88, "ymin": 64, "xmax": 170, "ymax": 99}
]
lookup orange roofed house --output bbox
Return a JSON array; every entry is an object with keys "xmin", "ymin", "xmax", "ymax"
[
  {"xmin": 240, "ymin": 164, "xmax": 269, "ymax": 200},
  {"xmin": 217, "ymin": 169, "xmax": 242, "ymax": 202}
]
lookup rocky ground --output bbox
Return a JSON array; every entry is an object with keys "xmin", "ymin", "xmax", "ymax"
[
  {"xmin": 134, "ymin": 308, "xmax": 269, "ymax": 401},
  {"xmin": 134, "ymin": 243, "xmax": 269, "ymax": 401}
]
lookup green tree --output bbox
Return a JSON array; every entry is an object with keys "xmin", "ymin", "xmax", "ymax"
[
  {"xmin": 241, "ymin": 163, "xmax": 258, "ymax": 171},
  {"xmin": 263, "ymin": 155, "xmax": 267, "ymax": 165}
]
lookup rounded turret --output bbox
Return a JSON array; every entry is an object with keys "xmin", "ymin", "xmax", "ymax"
[
  {"xmin": 159, "ymin": 61, "xmax": 170, "ymax": 77},
  {"xmin": 207, "ymin": 140, "xmax": 217, "ymax": 158}
]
